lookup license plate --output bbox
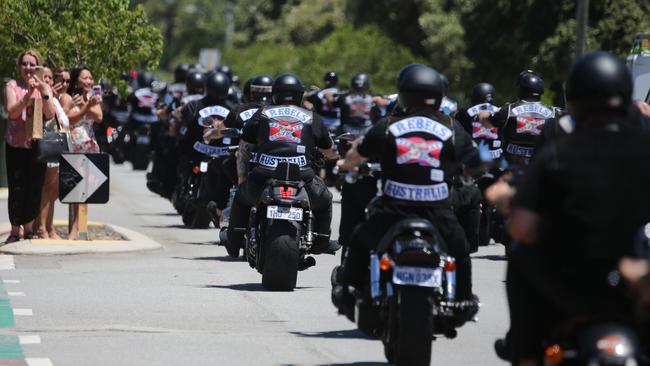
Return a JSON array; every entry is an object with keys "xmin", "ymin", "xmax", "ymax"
[
  {"xmin": 266, "ymin": 206, "xmax": 303, "ymax": 221},
  {"xmin": 136, "ymin": 135, "xmax": 150, "ymax": 144},
  {"xmin": 393, "ymin": 266, "xmax": 442, "ymax": 288},
  {"xmin": 200, "ymin": 161, "xmax": 209, "ymax": 173}
]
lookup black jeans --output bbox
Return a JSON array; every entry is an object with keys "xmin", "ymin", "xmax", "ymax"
[
  {"xmin": 227, "ymin": 171, "xmax": 333, "ymax": 248},
  {"xmin": 6, "ymin": 145, "xmax": 46, "ymax": 226},
  {"xmin": 338, "ymin": 177, "xmax": 378, "ymax": 248},
  {"xmin": 451, "ymin": 183, "xmax": 481, "ymax": 253},
  {"xmin": 204, "ymin": 157, "xmax": 235, "ymax": 210},
  {"xmin": 341, "ymin": 197, "xmax": 474, "ymax": 300}
]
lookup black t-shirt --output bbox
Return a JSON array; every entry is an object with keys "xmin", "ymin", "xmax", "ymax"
[
  {"xmin": 178, "ymin": 98, "xmax": 233, "ymax": 159},
  {"xmin": 334, "ymin": 92, "xmax": 381, "ymax": 128},
  {"xmin": 358, "ymin": 111, "xmax": 479, "ymax": 206},
  {"xmin": 225, "ymin": 102, "xmax": 264, "ymax": 129},
  {"xmin": 306, "ymin": 88, "xmax": 340, "ymax": 120},
  {"xmin": 129, "ymin": 87, "xmax": 159, "ymax": 123},
  {"xmin": 514, "ymin": 123, "xmax": 650, "ymax": 265},
  {"xmin": 241, "ymin": 104, "xmax": 332, "ymax": 179}
]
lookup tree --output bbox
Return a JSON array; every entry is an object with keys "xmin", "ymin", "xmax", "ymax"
[{"xmin": 0, "ymin": 0, "xmax": 162, "ymax": 87}]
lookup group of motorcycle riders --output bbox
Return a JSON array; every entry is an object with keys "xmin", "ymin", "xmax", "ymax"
[{"xmin": 99, "ymin": 51, "xmax": 650, "ymax": 365}]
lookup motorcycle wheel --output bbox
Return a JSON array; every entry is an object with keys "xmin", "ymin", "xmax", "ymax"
[
  {"xmin": 191, "ymin": 205, "xmax": 211, "ymax": 229},
  {"xmin": 181, "ymin": 204, "xmax": 196, "ymax": 228},
  {"xmin": 385, "ymin": 287, "xmax": 433, "ymax": 366},
  {"xmin": 261, "ymin": 229, "xmax": 299, "ymax": 291},
  {"xmin": 132, "ymin": 145, "xmax": 150, "ymax": 170}
]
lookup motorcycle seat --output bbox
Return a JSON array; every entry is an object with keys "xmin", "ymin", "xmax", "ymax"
[{"xmin": 376, "ymin": 218, "xmax": 441, "ymax": 253}]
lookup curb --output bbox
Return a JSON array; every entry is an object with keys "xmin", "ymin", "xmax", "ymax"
[{"xmin": 0, "ymin": 222, "xmax": 162, "ymax": 255}]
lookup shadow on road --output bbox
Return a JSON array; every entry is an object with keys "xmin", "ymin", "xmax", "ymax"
[
  {"xmin": 282, "ymin": 362, "xmax": 387, "ymax": 366},
  {"xmin": 140, "ymin": 224, "xmax": 195, "ymax": 229},
  {"xmin": 472, "ymin": 254, "xmax": 507, "ymax": 261},
  {"xmin": 204, "ymin": 283, "xmax": 317, "ymax": 292},
  {"xmin": 133, "ymin": 212, "xmax": 179, "ymax": 217},
  {"xmin": 178, "ymin": 242, "xmax": 219, "ymax": 246},
  {"xmin": 173, "ymin": 255, "xmax": 242, "ymax": 262},
  {"xmin": 290, "ymin": 328, "xmax": 374, "ymax": 340}
]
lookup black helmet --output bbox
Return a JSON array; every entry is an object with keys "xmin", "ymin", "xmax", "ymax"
[
  {"xmin": 324, "ymin": 71, "xmax": 338, "ymax": 88},
  {"xmin": 250, "ymin": 74, "xmax": 274, "ymax": 103},
  {"xmin": 137, "ymin": 71, "xmax": 155, "ymax": 89},
  {"xmin": 566, "ymin": 51, "xmax": 632, "ymax": 122},
  {"xmin": 351, "ymin": 73, "xmax": 370, "ymax": 92},
  {"xmin": 517, "ymin": 70, "xmax": 544, "ymax": 100},
  {"xmin": 398, "ymin": 65, "xmax": 445, "ymax": 110},
  {"xmin": 440, "ymin": 74, "xmax": 450, "ymax": 93},
  {"xmin": 186, "ymin": 71, "xmax": 206, "ymax": 95},
  {"xmin": 272, "ymin": 73, "xmax": 304, "ymax": 105},
  {"xmin": 243, "ymin": 77, "xmax": 254, "ymax": 103},
  {"xmin": 397, "ymin": 64, "xmax": 426, "ymax": 85},
  {"xmin": 216, "ymin": 65, "xmax": 233, "ymax": 81},
  {"xmin": 471, "ymin": 83, "xmax": 496, "ymax": 105},
  {"xmin": 205, "ymin": 71, "xmax": 231, "ymax": 100},
  {"xmin": 174, "ymin": 63, "xmax": 190, "ymax": 84}
]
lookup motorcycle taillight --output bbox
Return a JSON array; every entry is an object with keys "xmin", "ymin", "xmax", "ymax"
[{"xmin": 279, "ymin": 186, "xmax": 295, "ymax": 198}]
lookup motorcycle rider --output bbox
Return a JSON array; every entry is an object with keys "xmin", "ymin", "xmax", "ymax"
[
  {"xmin": 488, "ymin": 51, "xmax": 650, "ymax": 365},
  {"xmin": 304, "ymin": 71, "xmax": 341, "ymax": 131},
  {"xmin": 225, "ymin": 73, "xmax": 340, "ymax": 257},
  {"xmin": 453, "ymin": 83, "xmax": 501, "ymax": 252},
  {"xmin": 333, "ymin": 65, "xmax": 482, "ymax": 320},
  {"xmin": 328, "ymin": 73, "xmax": 381, "ymax": 136},
  {"xmin": 124, "ymin": 71, "xmax": 160, "ymax": 163},
  {"xmin": 174, "ymin": 72, "xmax": 232, "ymax": 211},
  {"xmin": 480, "ymin": 70, "xmax": 556, "ymax": 169}
]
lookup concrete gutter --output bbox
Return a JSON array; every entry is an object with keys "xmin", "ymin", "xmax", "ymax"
[{"xmin": 0, "ymin": 222, "xmax": 162, "ymax": 255}]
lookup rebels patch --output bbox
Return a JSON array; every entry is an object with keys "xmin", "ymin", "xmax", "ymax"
[
  {"xmin": 269, "ymin": 121, "xmax": 303, "ymax": 143},
  {"xmin": 388, "ymin": 117, "xmax": 452, "ymax": 141},
  {"xmin": 515, "ymin": 116, "xmax": 545, "ymax": 135},
  {"xmin": 396, "ymin": 137, "xmax": 443, "ymax": 168}
]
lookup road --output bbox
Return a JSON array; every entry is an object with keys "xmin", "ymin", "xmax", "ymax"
[{"xmin": 0, "ymin": 162, "xmax": 509, "ymax": 366}]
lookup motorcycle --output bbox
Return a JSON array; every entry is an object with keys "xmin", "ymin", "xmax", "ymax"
[
  {"xmin": 335, "ymin": 163, "xmax": 470, "ymax": 366},
  {"xmin": 542, "ymin": 224, "xmax": 650, "ymax": 366},
  {"xmin": 221, "ymin": 157, "xmax": 318, "ymax": 290}
]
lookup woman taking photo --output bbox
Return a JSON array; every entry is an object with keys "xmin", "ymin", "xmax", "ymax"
[
  {"xmin": 2, "ymin": 49, "xmax": 55, "ymax": 243},
  {"xmin": 60, "ymin": 66, "xmax": 102, "ymax": 240},
  {"xmin": 34, "ymin": 66, "xmax": 71, "ymax": 239}
]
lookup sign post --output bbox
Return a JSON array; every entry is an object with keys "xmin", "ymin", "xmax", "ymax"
[{"xmin": 59, "ymin": 153, "xmax": 110, "ymax": 240}]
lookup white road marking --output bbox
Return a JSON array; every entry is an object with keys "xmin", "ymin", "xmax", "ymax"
[
  {"xmin": 8, "ymin": 292, "xmax": 25, "ymax": 297},
  {"xmin": 0, "ymin": 255, "xmax": 15, "ymax": 270},
  {"xmin": 3, "ymin": 279, "xmax": 20, "ymax": 284},
  {"xmin": 19, "ymin": 335, "xmax": 42, "ymax": 345},
  {"xmin": 26, "ymin": 359, "xmax": 54, "ymax": 366},
  {"xmin": 13, "ymin": 308, "xmax": 33, "ymax": 316}
]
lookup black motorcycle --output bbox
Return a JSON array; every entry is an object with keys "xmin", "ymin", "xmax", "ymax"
[
  {"xmin": 335, "ymin": 163, "xmax": 469, "ymax": 366},
  {"xmin": 233, "ymin": 162, "xmax": 320, "ymax": 290},
  {"xmin": 541, "ymin": 224, "xmax": 650, "ymax": 366}
]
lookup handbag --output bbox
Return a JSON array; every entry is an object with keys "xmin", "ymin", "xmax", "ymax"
[{"xmin": 35, "ymin": 113, "xmax": 70, "ymax": 163}]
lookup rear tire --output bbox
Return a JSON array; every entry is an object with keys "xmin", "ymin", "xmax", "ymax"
[
  {"xmin": 387, "ymin": 287, "xmax": 433, "ymax": 366},
  {"xmin": 132, "ymin": 145, "xmax": 150, "ymax": 170},
  {"xmin": 261, "ymin": 233, "xmax": 299, "ymax": 291}
]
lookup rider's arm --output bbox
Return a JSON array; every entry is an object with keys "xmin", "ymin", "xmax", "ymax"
[
  {"xmin": 236, "ymin": 141, "xmax": 255, "ymax": 185},
  {"xmin": 313, "ymin": 114, "xmax": 339, "ymax": 160},
  {"xmin": 479, "ymin": 104, "xmax": 507, "ymax": 129},
  {"xmin": 338, "ymin": 118, "xmax": 388, "ymax": 171}
]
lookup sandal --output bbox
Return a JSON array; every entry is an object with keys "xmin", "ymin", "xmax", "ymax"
[{"xmin": 4, "ymin": 234, "xmax": 21, "ymax": 244}]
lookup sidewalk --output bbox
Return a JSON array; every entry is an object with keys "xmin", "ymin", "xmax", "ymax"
[{"xmin": 0, "ymin": 221, "xmax": 162, "ymax": 255}]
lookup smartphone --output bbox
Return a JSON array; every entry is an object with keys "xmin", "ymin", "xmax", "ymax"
[
  {"xmin": 34, "ymin": 66, "xmax": 44, "ymax": 80},
  {"xmin": 92, "ymin": 85, "xmax": 102, "ymax": 97},
  {"xmin": 71, "ymin": 87, "xmax": 84, "ymax": 96}
]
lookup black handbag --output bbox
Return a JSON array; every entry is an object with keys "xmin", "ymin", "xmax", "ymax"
[{"xmin": 36, "ymin": 115, "xmax": 70, "ymax": 163}]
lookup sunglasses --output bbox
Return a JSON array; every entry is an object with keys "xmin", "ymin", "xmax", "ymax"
[
  {"xmin": 21, "ymin": 62, "xmax": 37, "ymax": 67},
  {"xmin": 57, "ymin": 79, "xmax": 71, "ymax": 84}
]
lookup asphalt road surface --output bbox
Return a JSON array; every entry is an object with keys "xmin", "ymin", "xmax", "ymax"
[{"xmin": 0, "ymin": 162, "xmax": 509, "ymax": 365}]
